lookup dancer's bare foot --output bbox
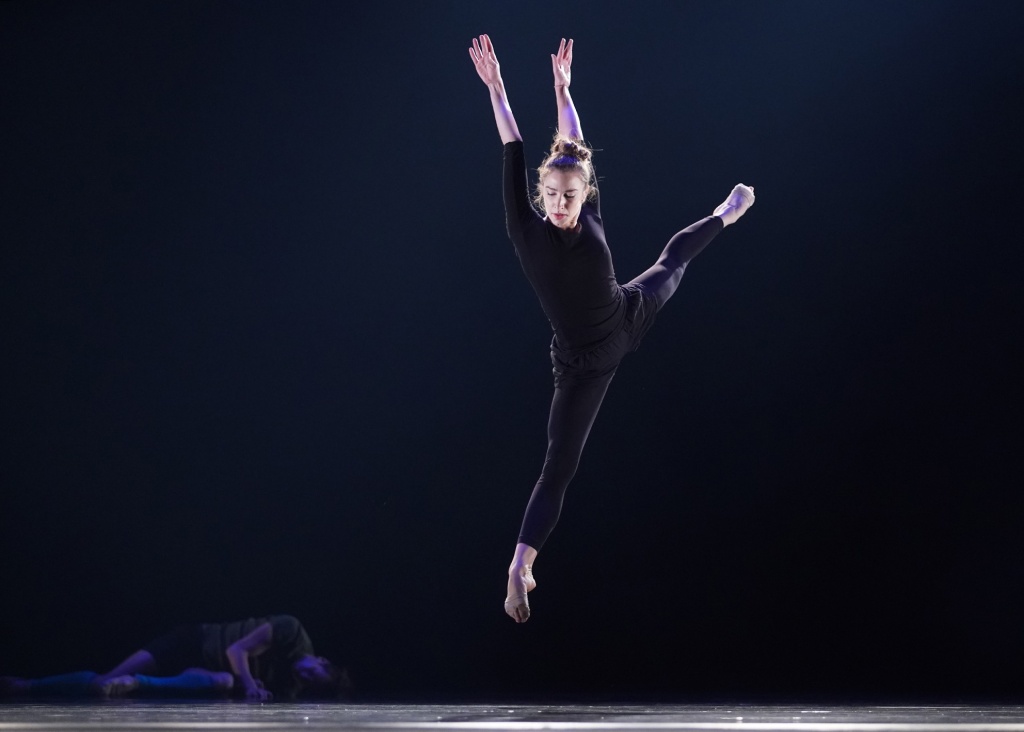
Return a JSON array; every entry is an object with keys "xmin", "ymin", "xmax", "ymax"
[
  {"xmin": 505, "ymin": 562, "xmax": 537, "ymax": 623},
  {"xmin": 504, "ymin": 542, "xmax": 539, "ymax": 623},
  {"xmin": 713, "ymin": 184, "xmax": 755, "ymax": 227},
  {"xmin": 95, "ymin": 675, "xmax": 139, "ymax": 698}
]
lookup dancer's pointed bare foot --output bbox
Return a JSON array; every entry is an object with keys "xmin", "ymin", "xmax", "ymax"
[
  {"xmin": 505, "ymin": 562, "xmax": 537, "ymax": 623},
  {"xmin": 713, "ymin": 184, "xmax": 755, "ymax": 227},
  {"xmin": 96, "ymin": 675, "xmax": 139, "ymax": 698}
]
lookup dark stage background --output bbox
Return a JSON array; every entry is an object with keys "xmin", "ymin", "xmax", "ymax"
[{"xmin": 2, "ymin": 0, "xmax": 1023, "ymax": 702}]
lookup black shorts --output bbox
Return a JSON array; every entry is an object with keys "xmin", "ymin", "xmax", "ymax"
[
  {"xmin": 141, "ymin": 624, "xmax": 206, "ymax": 675},
  {"xmin": 550, "ymin": 282, "xmax": 659, "ymax": 386}
]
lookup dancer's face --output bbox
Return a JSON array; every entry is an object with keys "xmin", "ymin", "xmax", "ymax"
[{"xmin": 541, "ymin": 169, "xmax": 589, "ymax": 230}]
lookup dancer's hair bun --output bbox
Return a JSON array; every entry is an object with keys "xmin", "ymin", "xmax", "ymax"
[{"xmin": 551, "ymin": 137, "xmax": 592, "ymax": 162}]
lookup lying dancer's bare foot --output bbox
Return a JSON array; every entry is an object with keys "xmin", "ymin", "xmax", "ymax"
[
  {"xmin": 95, "ymin": 675, "xmax": 139, "ymax": 698},
  {"xmin": 713, "ymin": 184, "xmax": 755, "ymax": 227},
  {"xmin": 505, "ymin": 542, "xmax": 539, "ymax": 623}
]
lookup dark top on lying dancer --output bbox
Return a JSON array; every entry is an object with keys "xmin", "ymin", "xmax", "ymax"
[
  {"xmin": 200, "ymin": 615, "xmax": 313, "ymax": 696},
  {"xmin": 503, "ymin": 140, "xmax": 627, "ymax": 353},
  {"xmin": 144, "ymin": 614, "xmax": 323, "ymax": 700}
]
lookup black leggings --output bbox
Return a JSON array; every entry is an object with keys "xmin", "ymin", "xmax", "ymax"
[{"xmin": 517, "ymin": 216, "xmax": 723, "ymax": 550}]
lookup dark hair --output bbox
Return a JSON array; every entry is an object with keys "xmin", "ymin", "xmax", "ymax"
[
  {"xmin": 298, "ymin": 662, "xmax": 354, "ymax": 700},
  {"xmin": 533, "ymin": 135, "xmax": 597, "ymax": 210}
]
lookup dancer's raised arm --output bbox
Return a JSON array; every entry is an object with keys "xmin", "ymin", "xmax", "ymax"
[
  {"xmin": 469, "ymin": 34, "xmax": 522, "ymax": 144},
  {"xmin": 551, "ymin": 38, "xmax": 582, "ymax": 141}
]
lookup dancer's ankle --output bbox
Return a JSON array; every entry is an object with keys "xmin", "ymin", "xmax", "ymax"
[
  {"xmin": 508, "ymin": 559, "xmax": 532, "ymax": 575},
  {"xmin": 509, "ymin": 542, "xmax": 538, "ymax": 570}
]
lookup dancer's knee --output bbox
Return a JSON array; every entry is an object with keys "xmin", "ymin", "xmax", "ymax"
[
  {"xmin": 645, "ymin": 260, "xmax": 685, "ymax": 308},
  {"xmin": 541, "ymin": 450, "xmax": 581, "ymax": 488}
]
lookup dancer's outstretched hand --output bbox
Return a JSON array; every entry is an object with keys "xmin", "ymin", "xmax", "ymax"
[
  {"xmin": 469, "ymin": 34, "xmax": 502, "ymax": 86},
  {"xmin": 551, "ymin": 37, "xmax": 573, "ymax": 88}
]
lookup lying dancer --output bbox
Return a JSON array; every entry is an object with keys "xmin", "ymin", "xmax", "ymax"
[
  {"xmin": 0, "ymin": 614, "xmax": 349, "ymax": 701},
  {"xmin": 468, "ymin": 35, "xmax": 755, "ymax": 623}
]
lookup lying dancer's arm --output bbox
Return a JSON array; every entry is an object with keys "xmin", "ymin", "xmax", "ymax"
[
  {"xmin": 469, "ymin": 34, "xmax": 522, "ymax": 144},
  {"xmin": 225, "ymin": 622, "xmax": 273, "ymax": 701},
  {"xmin": 551, "ymin": 38, "xmax": 582, "ymax": 141}
]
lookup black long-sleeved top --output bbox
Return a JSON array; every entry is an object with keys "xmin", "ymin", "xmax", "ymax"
[{"xmin": 503, "ymin": 141, "xmax": 627, "ymax": 352}]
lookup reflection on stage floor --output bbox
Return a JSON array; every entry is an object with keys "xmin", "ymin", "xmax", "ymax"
[{"xmin": 4, "ymin": 703, "xmax": 1024, "ymax": 732}]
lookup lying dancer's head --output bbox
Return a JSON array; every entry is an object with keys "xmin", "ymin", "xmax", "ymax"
[
  {"xmin": 535, "ymin": 136, "xmax": 596, "ymax": 230},
  {"xmin": 292, "ymin": 655, "xmax": 352, "ymax": 699}
]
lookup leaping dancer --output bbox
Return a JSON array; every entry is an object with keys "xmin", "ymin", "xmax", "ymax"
[{"xmin": 469, "ymin": 35, "xmax": 756, "ymax": 623}]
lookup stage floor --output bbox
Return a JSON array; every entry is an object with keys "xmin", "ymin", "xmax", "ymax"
[{"xmin": 4, "ymin": 703, "xmax": 1024, "ymax": 732}]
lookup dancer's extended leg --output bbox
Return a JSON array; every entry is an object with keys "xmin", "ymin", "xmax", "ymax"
[
  {"xmin": 506, "ymin": 372, "xmax": 614, "ymax": 623},
  {"xmin": 628, "ymin": 184, "xmax": 755, "ymax": 308}
]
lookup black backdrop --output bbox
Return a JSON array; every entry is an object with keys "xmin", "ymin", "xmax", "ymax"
[{"xmin": 2, "ymin": 0, "xmax": 1023, "ymax": 702}]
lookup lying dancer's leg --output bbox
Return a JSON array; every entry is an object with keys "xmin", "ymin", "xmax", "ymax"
[
  {"xmin": 131, "ymin": 668, "xmax": 234, "ymax": 697},
  {"xmin": 91, "ymin": 649, "xmax": 160, "ymax": 696},
  {"xmin": 0, "ymin": 649, "xmax": 160, "ymax": 699},
  {"xmin": 91, "ymin": 623, "xmax": 208, "ymax": 696},
  {"xmin": 0, "ymin": 642, "xmax": 165, "ymax": 699},
  {"xmin": 628, "ymin": 185, "xmax": 755, "ymax": 308},
  {"xmin": 0, "ymin": 671, "xmax": 99, "ymax": 698},
  {"xmin": 505, "ymin": 372, "xmax": 614, "ymax": 623},
  {"xmin": 0, "ymin": 668, "xmax": 233, "ymax": 699}
]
